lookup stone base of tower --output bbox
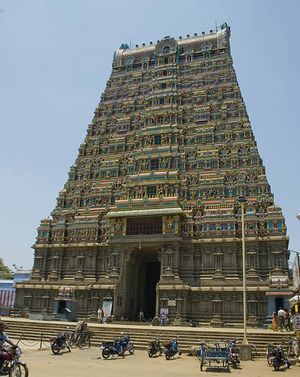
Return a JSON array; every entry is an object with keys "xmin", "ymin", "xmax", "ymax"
[
  {"xmin": 15, "ymin": 277, "xmax": 276, "ymax": 327},
  {"xmin": 16, "ymin": 237, "xmax": 292, "ymax": 325}
]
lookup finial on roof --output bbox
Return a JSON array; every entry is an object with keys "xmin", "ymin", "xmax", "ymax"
[{"xmin": 119, "ymin": 43, "xmax": 129, "ymax": 50}]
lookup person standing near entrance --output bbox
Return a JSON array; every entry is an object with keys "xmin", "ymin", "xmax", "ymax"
[
  {"xmin": 271, "ymin": 311, "xmax": 278, "ymax": 331},
  {"xmin": 97, "ymin": 308, "xmax": 104, "ymax": 324},
  {"xmin": 160, "ymin": 312, "xmax": 167, "ymax": 326},
  {"xmin": 139, "ymin": 309, "xmax": 144, "ymax": 322},
  {"xmin": 277, "ymin": 307, "xmax": 285, "ymax": 331},
  {"xmin": 284, "ymin": 309, "xmax": 291, "ymax": 331}
]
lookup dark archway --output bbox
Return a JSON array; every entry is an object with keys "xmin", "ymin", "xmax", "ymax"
[
  {"xmin": 125, "ymin": 249, "xmax": 160, "ymax": 321},
  {"xmin": 140, "ymin": 258, "xmax": 160, "ymax": 319}
]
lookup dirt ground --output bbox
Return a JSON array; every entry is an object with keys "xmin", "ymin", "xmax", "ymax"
[{"xmin": 15, "ymin": 343, "xmax": 300, "ymax": 377}]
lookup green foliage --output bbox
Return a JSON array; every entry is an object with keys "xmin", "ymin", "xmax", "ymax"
[{"xmin": 0, "ymin": 258, "xmax": 13, "ymax": 279}]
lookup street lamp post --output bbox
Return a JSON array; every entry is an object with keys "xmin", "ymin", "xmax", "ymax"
[{"xmin": 238, "ymin": 195, "xmax": 248, "ymax": 346}]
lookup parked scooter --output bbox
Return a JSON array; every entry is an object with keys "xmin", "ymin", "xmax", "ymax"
[
  {"xmin": 272, "ymin": 345, "xmax": 291, "ymax": 371},
  {"xmin": 101, "ymin": 337, "xmax": 124, "ymax": 359},
  {"xmin": 147, "ymin": 338, "xmax": 162, "ymax": 358},
  {"xmin": 120, "ymin": 333, "xmax": 134, "ymax": 355},
  {"xmin": 163, "ymin": 337, "xmax": 181, "ymax": 360},
  {"xmin": 228, "ymin": 339, "xmax": 240, "ymax": 368},
  {"xmin": 0, "ymin": 343, "xmax": 28, "ymax": 377},
  {"xmin": 49, "ymin": 332, "xmax": 71, "ymax": 354}
]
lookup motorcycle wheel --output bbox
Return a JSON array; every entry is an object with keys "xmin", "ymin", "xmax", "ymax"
[
  {"xmin": 165, "ymin": 353, "xmax": 171, "ymax": 360},
  {"xmin": 9, "ymin": 363, "xmax": 29, "ymax": 377},
  {"xmin": 267, "ymin": 356, "xmax": 273, "ymax": 366},
  {"xmin": 102, "ymin": 348, "xmax": 111, "ymax": 359},
  {"xmin": 148, "ymin": 350, "xmax": 153, "ymax": 358},
  {"xmin": 51, "ymin": 342, "xmax": 60, "ymax": 355},
  {"xmin": 128, "ymin": 345, "xmax": 134, "ymax": 355},
  {"xmin": 68, "ymin": 335, "xmax": 75, "ymax": 348},
  {"xmin": 273, "ymin": 361, "xmax": 280, "ymax": 371}
]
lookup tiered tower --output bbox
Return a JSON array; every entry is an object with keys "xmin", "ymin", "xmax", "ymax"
[{"xmin": 15, "ymin": 25, "xmax": 291, "ymax": 324}]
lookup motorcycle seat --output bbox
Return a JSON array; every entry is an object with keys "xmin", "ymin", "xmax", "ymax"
[{"xmin": 102, "ymin": 341, "xmax": 114, "ymax": 347}]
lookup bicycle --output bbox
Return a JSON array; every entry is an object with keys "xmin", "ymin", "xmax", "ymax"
[
  {"xmin": 76, "ymin": 330, "xmax": 93, "ymax": 348},
  {"xmin": 65, "ymin": 329, "xmax": 93, "ymax": 348},
  {"xmin": 286, "ymin": 336, "xmax": 299, "ymax": 358}
]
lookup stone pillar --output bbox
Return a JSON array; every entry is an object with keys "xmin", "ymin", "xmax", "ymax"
[{"xmin": 240, "ymin": 344, "xmax": 252, "ymax": 361}]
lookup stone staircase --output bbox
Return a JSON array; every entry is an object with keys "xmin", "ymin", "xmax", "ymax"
[{"xmin": 2, "ymin": 317, "xmax": 293, "ymax": 357}]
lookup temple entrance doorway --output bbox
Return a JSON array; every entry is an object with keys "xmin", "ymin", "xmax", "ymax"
[{"xmin": 125, "ymin": 249, "xmax": 160, "ymax": 321}]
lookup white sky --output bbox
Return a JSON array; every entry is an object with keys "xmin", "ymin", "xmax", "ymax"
[{"xmin": 0, "ymin": 0, "xmax": 299, "ymax": 268}]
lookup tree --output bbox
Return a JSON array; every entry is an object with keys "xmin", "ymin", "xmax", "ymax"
[{"xmin": 0, "ymin": 258, "xmax": 13, "ymax": 279}]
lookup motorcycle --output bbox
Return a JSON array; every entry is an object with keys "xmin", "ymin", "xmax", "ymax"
[
  {"xmin": 101, "ymin": 337, "xmax": 124, "ymax": 359},
  {"xmin": 120, "ymin": 333, "xmax": 134, "ymax": 355},
  {"xmin": 0, "ymin": 344, "xmax": 28, "ymax": 377},
  {"xmin": 147, "ymin": 338, "xmax": 162, "ymax": 358},
  {"xmin": 272, "ymin": 346, "xmax": 291, "ymax": 371},
  {"xmin": 228, "ymin": 339, "xmax": 240, "ymax": 368},
  {"xmin": 49, "ymin": 332, "xmax": 71, "ymax": 355},
  {"xmin": 163, "ymin": 337, "xmax": 181, "ymax": 360},
  {"xmin": 266, "ymin": 344, "xmax": 275, "ymax": 366}
]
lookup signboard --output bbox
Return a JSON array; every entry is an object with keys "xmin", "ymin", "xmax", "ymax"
[
  {"xmin": 58, "ymin": 286, "xmax": 74, "ymax": 298},
  {"xmin": 168, "ymin": 300, "xmax": 176, "ymax": 307},
  {"xmin": 270, "ymin": 275, "xmax": 288, "ymax": 288},
  {"xmin": 102, "ymin": 300, "xmax": 113, "ymax": 322},
  {"xmin": 270, "ymin": 275, "xmax": 287, "ymax": 283}
]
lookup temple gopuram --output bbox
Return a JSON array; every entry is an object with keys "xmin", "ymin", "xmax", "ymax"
[{"xmin": 15, "ymin": 24, "xmax": 292, "ymax": 325}]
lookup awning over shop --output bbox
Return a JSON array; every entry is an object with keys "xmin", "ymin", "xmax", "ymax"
[{"xmin": 289, "ymin": 294, "xmax": 300, "ymax": 304}]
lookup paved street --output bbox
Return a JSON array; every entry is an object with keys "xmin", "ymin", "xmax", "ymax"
[{"xmin": 16, "ymin": 344, "xmax": 300, "ymax": 377}]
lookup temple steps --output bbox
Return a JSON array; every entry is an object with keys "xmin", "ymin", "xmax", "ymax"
[{"xmin": 2, "ymin": 317, "xmax": 292, "ymax": 356}]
